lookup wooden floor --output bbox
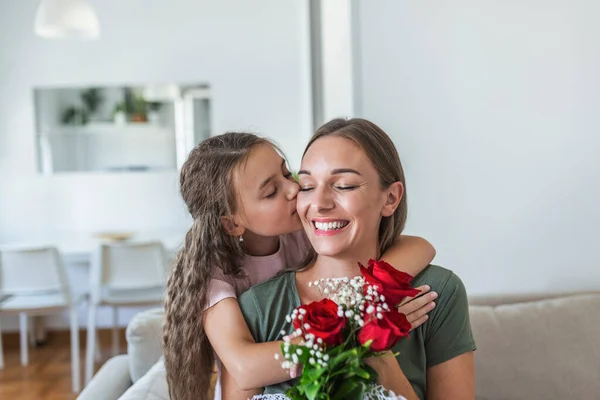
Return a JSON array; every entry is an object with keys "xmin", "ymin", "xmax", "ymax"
[{"xmin": 0, "ymin": 329, "xmax": 127, "ymax": 400}]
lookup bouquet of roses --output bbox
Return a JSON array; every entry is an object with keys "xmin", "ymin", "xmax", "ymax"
[{"xmin": 276, "ymin": 260, "xmax": 420, "ymax": 400}]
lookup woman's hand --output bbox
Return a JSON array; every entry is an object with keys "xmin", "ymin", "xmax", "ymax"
[
  {"xmin": 364, "ymin": 351, "xmax": 419, "ymax": 400},
  {"xmin": 397, "ymin": 285, "xmax": 437, "ymax": 331}
]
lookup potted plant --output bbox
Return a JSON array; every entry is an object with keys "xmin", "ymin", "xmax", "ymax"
[
  {"xmin": 61, "ymin": 106, "xmax": 89, "ymax": 125},
  {"xmin": 113, "ymin": 102, "xmax": 127, "ymax": 124},
  {"xmin": 80, "ymin": 88, "xmax": 104, "ymax": 120},
  {"xmin": 124, "ymin": 88, "xmax": 148, "ymax": 123}
]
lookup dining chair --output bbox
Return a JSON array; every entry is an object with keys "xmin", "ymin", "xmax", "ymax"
[
  {"xmin": 85, "ymin": 241, "xmax": 167, "ymax": 383},
  {"xmin": 0, "ymin": 246, "xmax": 83, "ymax": 392}
]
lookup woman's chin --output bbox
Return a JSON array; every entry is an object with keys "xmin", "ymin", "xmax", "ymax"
[{"xmin": 311, "ymin": 243, "xmax": 348, "ymax": 258}]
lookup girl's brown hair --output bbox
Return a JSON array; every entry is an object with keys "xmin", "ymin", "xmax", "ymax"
[
  {"xmin": 163, "ymin": 132, "xmax": 270, "ymax": 400},
  {"xmin": 303, "ymin": 118, "xmax": 408, "ymax": 259}
]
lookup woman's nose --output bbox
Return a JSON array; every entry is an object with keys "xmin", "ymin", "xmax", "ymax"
[{"xmin": 311, "ymin": 185, "xmax": 335, "ymax": 212}]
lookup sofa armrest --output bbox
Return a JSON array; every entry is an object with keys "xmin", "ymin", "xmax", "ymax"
[
  {"xmin": 77, "ymin": 354, "xmax": 132, "ymax": 400},
  {"xmin": 126, "ymin": 307, "xmax": 165, "ymax": 382}
]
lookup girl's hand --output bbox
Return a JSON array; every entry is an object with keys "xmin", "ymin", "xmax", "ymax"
[
  {"xmin": 397, "ymin": 285, "xmax": 437, "ymax": 331},
  {"xmin": 282, "ymin": 332, "xmax": 304, "ymax": 379}
]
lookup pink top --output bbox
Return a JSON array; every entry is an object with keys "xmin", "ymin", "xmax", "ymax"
[
  {"xmin": 206, "ymin": 230, "xmax": 310, "ymax": 310},
  {"xmin": 206, "ymin": 231, "xmax": 310, "ymax": 399}
]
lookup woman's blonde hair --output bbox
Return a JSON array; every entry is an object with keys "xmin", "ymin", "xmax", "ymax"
[
  {"xmin": 163, "ymin": 132, "xmax": 270, "ymax": 400},
  {"xmin": 302, "ymin": 118, "xmax": 407, "ymax": 259}
]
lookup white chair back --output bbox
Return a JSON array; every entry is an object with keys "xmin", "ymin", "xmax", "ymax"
[
  {"xmin": 91, "ymin": 241, "xmax": 166, "ymax": 297},
  {"xmin": 0, "ymin": 247, "xmax": 69, "ymax": 298}
]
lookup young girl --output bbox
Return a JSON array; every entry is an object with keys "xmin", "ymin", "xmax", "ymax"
[{"xmin": 163, "ymin": 132, "xmax": 437, "ymax": 400}]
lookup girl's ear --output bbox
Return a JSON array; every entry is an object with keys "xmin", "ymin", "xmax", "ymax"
[
  {"xmin": 220, "ymin": 215, "xmax": 245, "ymax": 237},
  {"xmin": 381, "ymin": 181, "xmax": 404, "ymax": 217}
]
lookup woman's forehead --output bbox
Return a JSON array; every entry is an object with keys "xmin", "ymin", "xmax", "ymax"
[{"xmin": 301, "ymin": 136, "xmax": 368, "ymax": 171}]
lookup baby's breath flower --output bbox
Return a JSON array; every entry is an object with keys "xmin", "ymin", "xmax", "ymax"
[
  {"xmin": 323, "ymin": 354, "xmax": 329, "ymax": 361},
  {"xmin": 366, "ymin": 305, "xmax": 375, "ymax": 314},
  {"xmin": 274, "ymin": 353, "xmax": 280, "ymax": 360},
  {"xmin": 296, "ymin": 349, "xmax": 303, "ymax": 356},
  {"xmin": 377, "ymin": 313, "xmax": 383, "ymax": 319},
  {"xmin": 292, "ymin": 354, "xmax": 299, "ymax": 364},
  {"xmin": 285, "ymin": 315, "xmax": 291, "ymax": 323},
  {"xmin": 309, "ymin": 358, "xmax": 316, "ymax": 365}
]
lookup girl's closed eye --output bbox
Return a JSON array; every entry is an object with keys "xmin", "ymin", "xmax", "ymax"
[{"xmin": 265, "ymin": 186, "xmax": 278, "ymax": 198}]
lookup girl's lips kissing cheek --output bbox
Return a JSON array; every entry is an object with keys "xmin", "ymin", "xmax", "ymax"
[{"xmin": 312, "ymin": 219, "xmax": 350, "ymax": 236}]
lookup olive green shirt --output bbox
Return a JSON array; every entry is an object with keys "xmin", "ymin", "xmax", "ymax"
[{"xmin": 238, "ymin": 265, "xmax": 476, "ymax": 399}]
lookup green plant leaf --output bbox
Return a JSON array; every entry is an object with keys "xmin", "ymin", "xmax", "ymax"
[
  {"xmin": 331, "ymin": 379, "xmax": 358, "ymax": 400},
  {"xmin": 304, "ymin": 381, "xmax": 321, "ymax": 400}
]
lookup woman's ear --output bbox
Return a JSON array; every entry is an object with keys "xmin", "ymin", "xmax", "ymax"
[
  {"xmin": 381, "ymin": 182, "xmax": 404, "ymax": 217},
  {"xmin": 220, "ymin": 215, "xmax": 245, "ymax": 237}
]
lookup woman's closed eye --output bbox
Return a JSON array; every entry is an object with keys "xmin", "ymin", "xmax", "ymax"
[{"xmin": 299, "ymin": 185, "xmax": 358, "ymax": 192}]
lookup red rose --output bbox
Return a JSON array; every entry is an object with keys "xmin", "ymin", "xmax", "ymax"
[
  {"xmin": 293, "ymin": 298, "xmax": 346, "ymax": 346},
  {"xmin": 359, "ymin": 259, "xmax": 420, "ymax": 306},
  {"xmin": 357, "ymin": 310, "xmax": 411, "ymax": 352}
]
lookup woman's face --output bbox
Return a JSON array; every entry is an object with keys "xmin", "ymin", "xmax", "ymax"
[
  {"xmin": 297, "ymin": 136, "xmax": 398, "ymax": 260},
  {"xmin": 234, "ymin": 143, "xmax": 302, "ymax": 237}
]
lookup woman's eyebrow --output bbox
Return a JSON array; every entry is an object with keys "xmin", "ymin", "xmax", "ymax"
[{"xmin": 297, "ymin": 168, "xmax": 362, "ymax": 176}]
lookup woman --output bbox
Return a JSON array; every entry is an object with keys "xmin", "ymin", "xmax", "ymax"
[
  {"xmin": 226, "ymin": 118, "xmax": 476, "ymax": 399},
  {"xmin": 163, "ymin": 131, "xmax": 437, "ymax": 400}
]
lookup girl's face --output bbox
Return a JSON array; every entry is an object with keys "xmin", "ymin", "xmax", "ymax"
[
  {"xmin": 296, "ymin": 136, "xmax": 400, "ymax": 261},
  {"xmin": 233, "ymin": 143, "xmax": 302, "ymax": 237}
]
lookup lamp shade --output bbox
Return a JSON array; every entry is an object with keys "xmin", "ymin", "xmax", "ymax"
[{"xmin": 34, "ymin": 0, "xmax": 100, "ymax": 40}]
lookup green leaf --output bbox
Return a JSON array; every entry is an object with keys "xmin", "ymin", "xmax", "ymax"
[
  {"xmin": 331, "ymin": 379, "xmax": 359, "ymax": 400},
  {"xmin": 304, "ymin": 381, "xmax": 321, "ymax": 400},
  {"xmin": 353, "ymin": 367, "xmax": 372, "ymax": 380}
]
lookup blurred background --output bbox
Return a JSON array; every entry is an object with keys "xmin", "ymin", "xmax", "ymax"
[{"xmin": 0, "ymin": 0, "xmax": 599, "ymax": 399}]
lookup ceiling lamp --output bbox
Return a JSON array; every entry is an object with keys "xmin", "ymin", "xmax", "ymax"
[{"xmin": 34, "ymin": 0, "xmax": 101, "ymax": 40}]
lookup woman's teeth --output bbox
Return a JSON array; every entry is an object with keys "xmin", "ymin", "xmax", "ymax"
[{"xmin": 314, "ymin": 221, "xmax": 348, "ymax": 231}]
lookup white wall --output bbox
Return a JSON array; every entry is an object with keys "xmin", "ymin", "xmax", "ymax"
[
  {"xmin": 355, "ymin": 0, "xmax": 600, "ymax": 296},
  {"xmin": 0, "ymin": 0, "xmax": 312, "ymax": 329},
  {"xmin": 0, "ymin": 0, "xmax": 311, "ymax": 238}
]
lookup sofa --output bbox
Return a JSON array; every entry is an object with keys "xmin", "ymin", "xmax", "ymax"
[{"xmin": 77, "ymin": 291, "xmax": 600, "ymax": 400}]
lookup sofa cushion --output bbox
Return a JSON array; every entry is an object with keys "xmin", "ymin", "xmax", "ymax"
[
  {"xmin": 78, "ymin": 354, "xmax": 132, "ymax": 400},
  {"xmin": 469, "ymin": 294, "xmax": 600, "ymax": 400},
  {"xmin": 119, "ymin": 359, "xmax": 169, "ymax": 400},
  {"xmin": 126, "ymin": 307, "xmax": 165, "ymax": 382}
]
